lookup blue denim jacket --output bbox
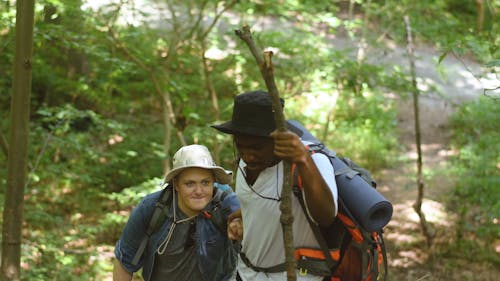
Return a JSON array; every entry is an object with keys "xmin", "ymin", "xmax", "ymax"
[{"xmin": 114, "ymin": 183, "xmax": 240, "ymax": 281}]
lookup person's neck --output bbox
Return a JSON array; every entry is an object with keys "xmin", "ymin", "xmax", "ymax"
[
  {"xmin": 244, "ymin": 168, "xmax": 260, "ymax": 186},
  {"xmin": 244, "ymin": 159, "xmax": 280, "ymax": 185}
]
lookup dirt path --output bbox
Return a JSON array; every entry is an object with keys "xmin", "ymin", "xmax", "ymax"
[{"xmin": 376, "ymin": 90, "xmax": 499, "ymax": 280}]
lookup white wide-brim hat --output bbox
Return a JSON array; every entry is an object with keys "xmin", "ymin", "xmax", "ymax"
[{"xmin": 164, "ymin": 144, "xmax": 233, "ymax": 184}]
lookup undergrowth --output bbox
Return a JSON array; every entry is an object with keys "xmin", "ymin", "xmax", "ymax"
[{"xmin": 447, "ymin": 96, "xmax": 500, "ymax": 265}]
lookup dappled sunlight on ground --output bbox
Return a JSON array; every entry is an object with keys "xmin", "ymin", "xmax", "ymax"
[
  {"xmin": 390, "ymin": 249, "xmax": 427, "ymax": 268},
  {"xmin": 377, "ymin": 92, "xmax": 500, "ymax": 280},
  {"xmin": 411, "ymin": 200, "xmax": 454, "ymax": 227}
]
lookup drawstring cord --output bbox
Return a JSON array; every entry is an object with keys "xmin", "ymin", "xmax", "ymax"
[
  {"xmin": 156, "ymin": 187, "xmax": 196, "ymax": 255},
  {"xmin": 238, "ymin": 161, "xmax": 281, "ymax": 202}
]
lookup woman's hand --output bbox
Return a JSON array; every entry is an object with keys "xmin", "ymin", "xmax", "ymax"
[{"xmin": 227, "ymin": 209, "xmax": 243, "ymax": 241}]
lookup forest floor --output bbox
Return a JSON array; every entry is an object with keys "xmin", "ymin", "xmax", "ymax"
[
  {"xmin": 319, "ymin": 21, "xmax": 500, "ymax": 279},
  {"xmin": 375, "ymin": 82, "xmax": 499, "ymax": 280}
]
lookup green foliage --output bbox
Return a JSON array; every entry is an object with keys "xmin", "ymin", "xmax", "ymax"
[
  {"xmin": 329, "ymin": 90, "xmax": 398, "ymax": 171},
  {"xmin": 20, "ymin": 108, "xmax": 166, "ymax": 280},
  {"xmin": 448, "ymin": 97, "xmax": 500, "ymax": 264},
  {"xmin": 374, "ymin": 0, "xmax": 498, "ymax": 64},
  {"xmin": 1, "ymin": 0, "xmax": 496, "ymax": 279},
  {"xmin": 32, "ymin": 104, "xmax": 164, "ymax": 191},
  {"xmin": 232, "ymin": 0, "xmax": 339, "ymax": 18},
  {"xmin": 0, "ymin": 2, "xmax": 15, "ymax": 112}
]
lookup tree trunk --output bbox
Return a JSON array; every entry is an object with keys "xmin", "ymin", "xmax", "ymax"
[
  {"xmin": 475, "ymin": 0, "xmax": 485, "ymax": 32},
  {"xmin": 1, "ymin": 1, "xmax": 35, "ymax": 280},
  {"xmin": 0, "ymin": 131, "xmax": 8, "ymax": 158},
  {"xmin": 200, "ymin": 40, "xmax": 221, "ymax": 163},
  {"xmin": 404, "ymin": 15, "xmax": 434, "ymax": 247},
  {"xmin": 355, "ymin": 0, "xmax": 371, "ymax": 95}
]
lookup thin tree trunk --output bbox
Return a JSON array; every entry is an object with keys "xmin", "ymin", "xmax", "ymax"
[
  {"xmin": 236, "ymin": 25, "xmax": 296, "ymax": 281},
  {"xmin": 200, "ymin": 40, "xmax": 221, "ymax": 163},
  {"xmin": 2, "ymin": 1, "xmax": 35, "ymax": 280},
  {"xmin": 475, "ymin": 0, "xmax": 485, "ymax": 32},
  {"xmin": 323, "ymin": 81, "xmax": 343, "ymax": 142},
  {"xmin": 162, "ymin": 107, "xmax": 172, "ymax": 175},
  {"xmin": 197, "ymin": 0, "xmax": 237, "ymax": 163},
  {"xmin": 355, "ymin": 0, "xmax": 371, "ymax": 95},
  {"xmin": 404, "ymin": 15, "xmax": 434, "ymax": 247},
  {"xmin": 107, "ymin": 26, "xmax": 187, "ymax": 168},
  {"xmin": 348, "ymin": 0, "xmax": 355, "ymax": 21},
  {"xmin": 0, "ymin": 131, "xmax": 8, "ymax": 158}
]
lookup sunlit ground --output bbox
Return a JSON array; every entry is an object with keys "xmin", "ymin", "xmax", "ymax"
[{"xmin": 384, "ymin": 197, "xmax": 456, "ymax": 268}]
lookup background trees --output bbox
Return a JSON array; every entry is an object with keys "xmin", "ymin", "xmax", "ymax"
[{"xmin": 0, "ymin": 0, "xmax": 498, "ymax": 280}]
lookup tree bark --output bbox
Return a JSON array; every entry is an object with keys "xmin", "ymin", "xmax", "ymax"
[
  {"xmin": 200, "ymin": 40, "xmax": 221, "ymax": 163},
  {"xmin": 0, "ymin": 131, "xmax": 8, "ymax": 158},
  {"xmin": 404, "ymin": 15, "xmax": 434, "ymax": 247},
  {"xmin": 2, "ymin": 1, "xmax": 35, "ymax": 280},
  {"xmin": 235, "ymin": 25, "xmax": 296, "ymax": 281},
  {"xmin": 475, "ymin": 0, "xmax": 485, "ymax": 32}
]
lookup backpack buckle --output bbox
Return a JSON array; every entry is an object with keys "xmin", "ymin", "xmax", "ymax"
[
  {"xmin": 298, "ymin": 268, "xmax": 308, "ymax": 276},
  {"xmin": 202, "ymin": 210, "xmax": 212, "ymax": 219}
]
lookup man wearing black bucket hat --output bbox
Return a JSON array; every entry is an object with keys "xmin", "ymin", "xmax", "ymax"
[{"xmin": 213, "ymin": 90, "xmax": 338, "ymax": 281}]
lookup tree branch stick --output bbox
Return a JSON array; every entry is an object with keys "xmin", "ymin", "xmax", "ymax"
[
  {"xmin": 235, "ymin": 25, "xmax": 296, "ymax": 281},
  {"xmin": 404, "ymin": 15, "xmax": 434, "ymax": 247}
]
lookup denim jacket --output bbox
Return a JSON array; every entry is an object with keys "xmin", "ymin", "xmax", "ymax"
[{"xmin": 114, "ymin": 183, "xmax": 240, "ymax": 281}]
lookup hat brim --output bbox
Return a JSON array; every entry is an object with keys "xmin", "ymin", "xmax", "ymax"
[
  {"xmin": 165, "ymin": 165, "xmax": 233, "ymax": 184},
  {"xmin": 211, "ymin": 122, "xmax": 273, "ymax": 137},
  {"xmin": 212, "ymin": 121, "xmax": 298, "ymax": 137}
]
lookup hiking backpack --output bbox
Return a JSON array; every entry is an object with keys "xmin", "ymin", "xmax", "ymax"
[
  {"xmin": 287, "ymin": 120, "xmax": 392, "ymax": 281},
  {"xmin": 131, "ymin": 183, "xmax": 232, "ymax": 266}
]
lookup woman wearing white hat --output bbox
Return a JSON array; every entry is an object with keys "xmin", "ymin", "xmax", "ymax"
[{"xmin": 113, "ymin": 144, "xmax": 241, "ymax": 281}]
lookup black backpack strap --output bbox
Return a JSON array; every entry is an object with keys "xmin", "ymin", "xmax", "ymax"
[
  {"xmin": 131, "ymin": 185, "xmax": 172, "ymax": 266},
  {"xmin": 292, "ymin": 186, "xmax": 337, "ymax": 275},
  {"xmin": 240, "ymin": 252, "xmax": 287, "ymax": 273},
  {"xmin": 378, "ymin": 231, "xmax": 389, "ymax": 281},
  {"xmin": 338, "ymin": 157, "xmax": 377, "ymax": 188},
  {"xmin": 132, "ymin": 186, "xmax": 232, "ymax": 266},
  {"xmin": 203, "ymin": 188, "xmax": 231, "ymax": 234}
]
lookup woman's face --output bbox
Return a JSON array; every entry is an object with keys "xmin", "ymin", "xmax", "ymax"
[{"xmin": 174, "ymin": 168, "xmax": 214, "ymax": 217}]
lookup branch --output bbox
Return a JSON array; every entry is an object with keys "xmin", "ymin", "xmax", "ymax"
[
  {"xmin": 199, "ymin": 0, "xmax": 238, "ymax": 40},
  {"xmin": 404, "ymin": 15, "xmax": 435, "ymax": 247},
  {"xmin": 235, "ymin": 25, "xmax": 296, "ymax": 281},
  {"xmin": 106, "ymin": 24, "xmax": 186, "ymax": 146},
  {"xmin": 235, "ymin": 26, "xmax": 287, "ymax": 131}
]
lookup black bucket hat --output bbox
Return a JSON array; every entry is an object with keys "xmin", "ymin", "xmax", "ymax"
[{"xmin": 212, "ymin": 90, "xmax": 284, "ymax": 137}]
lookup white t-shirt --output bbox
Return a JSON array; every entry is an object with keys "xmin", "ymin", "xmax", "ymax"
[{"xmin": 236, "ymin": 148, "xmax": 338, "ymax": 281}]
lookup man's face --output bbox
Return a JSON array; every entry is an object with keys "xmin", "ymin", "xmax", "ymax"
[
  {"xmin": 234, "ymin": 134, "xmax": 277, "ymax": 174},
  {"xmin": 174, "ymin": 168, "xmax": 214, "ymax": 217}
]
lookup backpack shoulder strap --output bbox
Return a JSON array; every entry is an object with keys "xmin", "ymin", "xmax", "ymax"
[
  {"xmin": 291, "ymin": 146, "xmax": 355, "ymax": 275},
  {"xmin": 292, "ymin": 186, "xmax": 337, "ymax": 273},
  {"xmin": 131, "ymin": 183, "xmax": 172, "ymax": 266},
  {"xmin": 202, "ymin": 187, "xmax": 232, "ymax": 234}
]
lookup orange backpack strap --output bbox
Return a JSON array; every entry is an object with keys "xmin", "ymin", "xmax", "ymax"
[{"xmin": 292, "ymin": 184, "xmax": 338, "ymax": 275}]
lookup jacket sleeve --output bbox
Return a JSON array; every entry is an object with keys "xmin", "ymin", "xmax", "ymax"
[
  {"xmin": 114, "ymin": 192, "xmax": 159, "ymax": 273},
  {"xmin": 221, "ymin": 188, "xmax": 241, "ymax": 216}
]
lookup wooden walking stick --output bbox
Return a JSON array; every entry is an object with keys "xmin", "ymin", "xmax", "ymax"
[{"xmin": 235, "ymin": 25, "xmax": 296, "ymax": 281}]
